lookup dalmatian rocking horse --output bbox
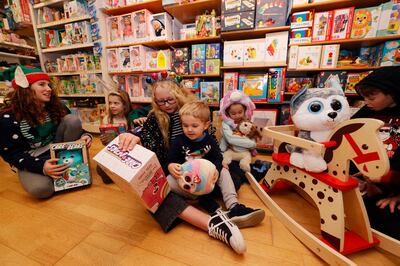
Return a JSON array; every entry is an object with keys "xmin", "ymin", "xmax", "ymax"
[{"xmin": 246, "ymin": 118, "xmax": 400, "ymax": 265}]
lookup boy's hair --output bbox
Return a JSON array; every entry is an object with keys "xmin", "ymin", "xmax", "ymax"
[
  {"xmin": 179, "ymin": 101, "xmax": 210, "ymax": 123},
  {"xmin": 107, "ymin": 90, "xmax": 132, "ymax": 123},
  {"xmin": 355, "ymin": 66, "xmax": 400, "ymax": 103}
]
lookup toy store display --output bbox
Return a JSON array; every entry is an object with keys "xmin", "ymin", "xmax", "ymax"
[
  {"xmin": 37, "ymin": 0, "xmax": 88, "ymax": 25},
  {"xmin": 44, "ymin": 52, "xmax": 101, "ymax": 74},
  {"xmin": 50, "ymin": 140, "xmax": 91, "ymax": 192},
  {"xmin": 7, "ymin": 0, "xmax": 31, "ymax": 25},
  {"xmin": 311, "ymin": 11, "xmax": 333, "ymax": 42},
  {"xmin": 93, "ymin": 138, "xmax": 170, "ymax": 213},
  {"xmin": 195, "ymin": 10, "xmax": 219, "ymax": 38},
  {"xmin": 319, "ymin": 44, "xmax": 340, "ymax": 69},
  {"xmin": 222, "ymin": 72, "xmax": 238, "ymax": 96},
  {"xmin": 265, "ymin": 31, "xmax": 289, "ymax": 65},
  {"xmin": 255, "ymin": 0, "xmax": 289, "ymax": 29},
  {"xmin": 200, "ymin": 81, "xmax": 221, "ymax": 104},
  {"xmin": 50, "ymin": 74, "xmax": 102, "ymax": 95},
  {"xmin": 221, "ymin": 0, "xmax": 255, "ymax": 32},
  {"xmin": 284, "ymin": 77, "xmax": 314, "ymax": 93},
  {"xmin": 295, "ymin": 45, "xmax": 322, "ymax": 69}
]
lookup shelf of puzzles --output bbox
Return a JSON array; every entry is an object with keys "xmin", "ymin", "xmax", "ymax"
[
  {"xmin": 0, "ymin": 0, "xmax": 38, "ymax": 105},
  {"xmin": 29, "ymin": 0, "xmax": 113, "ymax": 133}
]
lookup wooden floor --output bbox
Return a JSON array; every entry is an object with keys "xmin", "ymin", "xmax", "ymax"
[{"xmin": 1, "ymin": 137, "xmax": 399, "ymax": 265}]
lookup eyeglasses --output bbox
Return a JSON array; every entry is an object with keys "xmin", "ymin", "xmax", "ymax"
[{"xmin": 155, "ymin": 98, "xmax": 176, "ymax": 106}]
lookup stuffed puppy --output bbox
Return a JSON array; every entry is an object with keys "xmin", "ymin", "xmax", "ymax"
[
  {"xmin": 223, "ymin": 120, "xmax": 261, "ymax": 172},
  {"xmin": 288, "ymin": 76, "xmax": 350, "ymax": 173}
]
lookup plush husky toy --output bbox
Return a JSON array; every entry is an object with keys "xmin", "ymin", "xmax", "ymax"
[{"xmin": 288, "ymin": 77, "xmax": 350, "ymax": 173}]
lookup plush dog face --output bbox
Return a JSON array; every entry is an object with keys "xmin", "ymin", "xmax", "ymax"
[
  {"xmin": 290, "ymin": 87, "xmax": 350, "ymax": 131},
  {"xmin": 237, "ymin": 120, "xmax": 262, "ymax": 140}
]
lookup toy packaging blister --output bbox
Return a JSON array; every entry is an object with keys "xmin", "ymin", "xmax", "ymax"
[
  {"xmin": 93, "ymin": 138, "xmax": 170, "ymax": 213},
  {"xmin": 50, "ymin": 141, "xmax": 91, "ymax": 192}
]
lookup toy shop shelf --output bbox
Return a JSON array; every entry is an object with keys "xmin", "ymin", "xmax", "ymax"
[
  {"xmin": 109, "ymin": 69, "xmax": 168, "ymax": 75},
  {"xmin": 163, "ymin": 0, "xmax": 221, "ymax": 24},
  {"xmin": 41, "ymin": 43, "xmax": 95, "ymax": 53},
  {"xmin": 221, "ymin": 26, "xmax": 290, "ymax": 41},
  {"xmin": 48, "ymin": 70, "xmax": 103, "ymax": 76},
  {"xmin": 58, "ymin": 94, "xmax": 105, "ymax": 97},
  {"xmin": 130, "ymin": 98, "xmax": 152, "ymax": 103},
  {"xmin": 289, "ymin": 35, "xmax": 400, "ymax": 50},
  {"xmin": 291, "ymin": 0, "xmax": 387, "ymax": 13},
  {"xmin": 221, "ymin": 64, "xmax": 287, "ymax": 70},
  {"xmin": 0, "ymin": 52, "xmax": 36, "ymax": 60},
  {"xmin": 36, "ymin": 15, "xmax": 92, "ymax": 29},
  {"xmin": 253, "ymin": 101, "xmax": 290, "ymax": 105},
  {"xmin": 106, "ymin": 40, "xmax": 170, "ymax": 49},
  {"xmin": 182, "ymin": 74, "xmax": 220, "ymax": 78},
  {"xmin": 287, "ymin": 66, "xmax": 381, "ymax": 72},
  {"xmin": 102, "ymin": 0, "xmax": 164, "ymax": 16},
  {"xmin": 0, "ymin": 41, "xmax": 36, "ymax": 50},
  {"xmin": 33, "ymin": 0, "xmax": 65, "ymax": 9},
  {"xmin": 168, "ymin": 36, "xmax": 221, "ymax": 47}
]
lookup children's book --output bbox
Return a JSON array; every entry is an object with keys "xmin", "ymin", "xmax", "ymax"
[
  {"xmin": 320, "ymin": 44, "xmax": 340, "ymax": 68},
  {"xmin": 243, "ymin": 38, "xmax": 265, "ymax": 66},
  {"xmin": 284, "ymin": 77, "xmax": 314, "ymax": 93},
  {"xmin": 291, "ymin": 10, "xmax": 314, "ymax": 29},
  {"xmin": 238, "ymin": 74, "xmax": 268, "ymax": 102},
  {"xmin": 296, "ymin": 45, "xmax": 322, "ymax": 69},
  {"xmin": 381, "ymin": 40, "xmax": 400, "ymax": 66},
  {"xmin": 223, "ymin": 72, "xmax": 239, "ymax": 96},
  {"xmin": 311, "ymin": 11, "xmax": 333, "ymax": 42},
  {"xmin": 265, "ymin": 31, "xmax": 289, "ymax": 65},
  {"xmin": 345, "ymin": 71, "xmax": 371, "ymax": 94},
  {"xmin": 50, "ymin": 141, "xmax": 91, "ymax": 192},
  {"xmin": 200, "ymin": 81, "xmax": 220, "ymax": 104},
  {"xmin": 316, "ymin": 71, "xmax": 348, "ymax": 90},
  {"xmin": 330, "ymin": 7, "xmax": 354, "ymax": 40},
  {"xmin": 223, "ymin": 40, "xmax": 244, "ymax": 66},
  {"xmin": 350, "ymin": 6, "xmax": 381, "ymax": 39}
]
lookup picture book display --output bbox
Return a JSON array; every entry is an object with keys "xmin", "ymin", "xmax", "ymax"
[
  {"xmin": 350, "ymin": 6, "xmax": 381, "ymax": 39},
  {"xmin": 223, "ymin": 72, "xmax": 239, "ymax": 96},
  {"xmin": 331, "ymin": 7, "xmax": 354, "ymax": 40},
  {"xmin": 50, "ymin": 141, "xmax": 91, "ymax": 192},
  {"xmin": 381, "ymin": 40, "xmax": 400, "ymax": 66},
  {"xmin": 238, "ymin": 74, "xmax": 268, "ymax": 102},
  {"xmin": 345, "ymin": 72, "xmax": 371, "ymax": 93},
  {"xmin": 265, "ymin": 31, "xmax": 289, "ymax": 65},
  {"xmin": 200, "ymin": 81, "xmax": 221, "ymax": 104},
  {"xmin": 320, "ymin": 44, "xmax": 340, "ymax": 68},
  {"xmin": 311, "ymin": 11, "xmax": 333, "ymax": 42},
  {"xmin": 93, "ymin": 138, "xmax": 170, "ymax": 213},
  {"xmin": 296, "ymin": 45, "xmax": 322, "ymax": 69}
]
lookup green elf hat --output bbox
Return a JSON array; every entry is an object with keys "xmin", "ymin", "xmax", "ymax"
[{"xmin": 0, "ymin": 66, "xmax": 50, "ymax": 90}]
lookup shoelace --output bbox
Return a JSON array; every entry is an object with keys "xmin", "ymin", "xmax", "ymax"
[{"xmin": 208, "ymin": 211, "xmax": 231, "ymax": 245}]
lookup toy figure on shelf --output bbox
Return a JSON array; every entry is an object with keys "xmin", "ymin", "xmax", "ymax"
[
  {"xmin": 136, "ymin": 12, "xmax": 146, "ymax": 39},
  {"xmin": 122, "ymin": 15, "xmax": 133, "ymax": 39},
  {"xmin": 195, "ymin": 10, "xmax": 216, "ymax": 38},
  {"xmin": 110, "ymin": 17, "xmax": 120, "ymax": 42}
]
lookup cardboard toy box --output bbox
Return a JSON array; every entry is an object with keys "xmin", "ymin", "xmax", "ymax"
[
  {"xmin": 50, "ymin": 141, "xmax": 91, "ymax": 192},
  {"xmin": 221, "ymin": 11, "xmax": 255, "ymax": 31},
  {"xmin": 93, "ymin": 137, "xmax": 170, "ymax": 213}
]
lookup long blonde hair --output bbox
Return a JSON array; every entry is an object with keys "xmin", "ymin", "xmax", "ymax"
[{"xmin": 151, "ymin": 80, "xmax": 197, "ymax": 147}]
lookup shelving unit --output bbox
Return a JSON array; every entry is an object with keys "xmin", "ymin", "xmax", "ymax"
[
  {"xmin": 221, "ymin": 64, "xmax": 288, "ymax": 70},
  {"xmin": 221, "ymin": 26, "xmax": 291, "ymax": 41},
  {"xmin": 48, "ymin": 70, "xmax": 103, "ymax": 76},
  {"xmin": 41, "ymin": 42, "xmax": 95, "ymax": 53},
  {"xmin": 287, "ymin": 66, "xmax": 381, "ymax": 72},
  {"xmin": 163, "ymin": 0, "xmax": 220, "ymax": 24},
  {"xmin": 102, "ymin": 0, "xmax": 164, "ymax": 16},
  {"xmin": 105, "ymin": 40, "xmax": 169, "ymax": 49},
  {"xmin": 0, "ymin": 51, "xmax": 36, "ymax": 60},
  {"xmin": 292, "ymin": 0, "xmax": 387, "ymax": 13},
  {"xmin": 36, "ymin": 15, "xmax": 92, "ymax": 29}
]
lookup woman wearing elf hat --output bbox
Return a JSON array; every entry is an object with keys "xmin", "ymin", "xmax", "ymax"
[{"xmin": 0, "ymin": 66, "xmax": 92, "ymax": 199}]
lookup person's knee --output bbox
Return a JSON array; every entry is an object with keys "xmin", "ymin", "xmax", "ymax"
[
  {"xmin": 29, "ymin": 186, "xmax": 54, "ymax": 199},
  {"xmin": 63, "ymin": 114, "xmax": 82, "ymax": 131}
]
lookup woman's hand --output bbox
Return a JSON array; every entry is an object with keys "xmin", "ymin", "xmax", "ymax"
[
  {"xmin": 80, "ymin": 134, "xmax": 93, "ymax": 148},
  {"xmin": 43, "ymin": 158, "xmax": 69, "ymax": 179},
  {"xmin": 168, "ymin": 163, "xmax": 181, "ymax": 179},
  {"xmin": 133, "ymin": 117, "xmax": 147, "ymax": 126},
  {"xmin": 99, "ymin": 133, "xmax": 113, "ymax": 146},
  {"xmin": 376, "ymin": 194, "xmax": 400, "ymax": 213},
  {"xmin": 118, "ymin": 132, "xmax": 140, "ymax": 151}
]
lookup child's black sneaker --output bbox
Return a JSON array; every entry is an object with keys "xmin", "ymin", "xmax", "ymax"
[
  {"xmin": 208, "ymin": 210, "xmax": 246, "ymax": 254},
  {"xmin": 227, "ymin": 203, "xmax": 265, "ymax": 228}
]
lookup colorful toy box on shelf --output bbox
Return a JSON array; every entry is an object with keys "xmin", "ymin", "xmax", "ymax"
[
  {"xmin": 267, "ymin": 68, "xmax": 285, "ymax": 103},
  {"xmin": 238, "ymin": 74, "xmax": 268, "ymax": 102},
  {"xmin": 172, "ymin": 47, "xmax": 190, "ymax": 75},
  {"xmin": 107, "ymin": 16, "xmax": 121, "ymax": 45},
  {"xmin": 130, "ymin": 45, "xmax": 147, "ymax": 71},
  {"xmin": 345, "ymin": 71, "xmax": 371, "ymax": 94},
  {"xmin": 221, "ymin": 0, "xmax": 256, "ymax": 14},
  {"xmin": 149, "ymin": 12, "xmax": 173, "ymax": 40},
  {"xmin": 119, "ymin": 47, "xmax": 131, "ymax": 71},
  {"xmin": 223, "ymin": 40, "xmax": 244, "ymax": 66},
  {"xmin": 350, "ymin": 5, "xmax": 381, "ymax": 39},
  {"xmin": 200, "ymin": 81, "xmax": 221, "ymax": 104},
  {"xmin": 94, "ymin": 139, "xmax": 170, "ymax": 213},
  {"xmin": 195, "ymin": 10, "xmax": 218, "ymax": 37},
  {"xmin": 182, "ymin": 78, "xmax": 201, "ymax": 97},
  {"xmin": 255, "ymin": 0, "xmax": 289, "ymax": 29},
  {"xmin": 377, "ymin": 1, "xmax": 400, "ymax": 37},
  {"xmin": 120, "ymin": 13, "xmax": 135, "ymax": 43},
  {"xmin": 133, "ymin": 9, "xmax": 152, "ymax": 42},
  {"xmin": 145, "ymin": 49, "xmax": 172, "ymax": 71},
  {"xmin": 243, "ymin": 38, "xmax": 265, "ymax": 66},
  {"xmin": 189, "ymin": 59, "xmax": 206, "ymax": 74},
  {"xmin": 290, "ymin": 27, "xmax": 312, "ymax": 44},
  {"xmin": 284, "ymin": 77, "xmax": 314, "ymax": 93},
  {"xmin": 221, "ymin": 0, "xmax": 255, "ymax": 32},
  {"xmin": 296, "ymin": 45, "xmax": 322, "ymax": 69},
  {"xmin": 50, "ymin": 141, "xmax": 91, "ymax": 192},
  {"xmin": 223, "ymin": 72, "xmax": 239, "ymax": 96},
  {"xmin": 107, "ymin": 48, "xmax": 120, "ymax": 72},
  {"xmin": 320, "ymin": 44, "xmax": 340, "ymax": 69},
  {"xmin": 316, "ymin": 70, "xmax": 348, "ymax": 90},
  {"xmin": 126, "ymin": 75, "xmax": 143, "ymax": 98},
  {"xmin": 291, "ymin": 10, "xmax": 314, "ymax": 29}
]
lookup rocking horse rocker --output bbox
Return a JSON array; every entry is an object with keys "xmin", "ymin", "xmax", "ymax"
[{"xmin": 246, "ymin": 85, "xmax": 400, "ymax": 265}]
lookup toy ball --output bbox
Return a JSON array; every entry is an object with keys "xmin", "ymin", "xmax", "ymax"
[
  {"xmin": 145, "ymin": 76, "xmax": 152, "ymax": 84},
  {"xmin": 169, "ymin": 72, "xmax": 176, "ymax": 79},
  {"xmin": 176, "ymin": 75, "xmax": 183, "ymax": 83},
  {"xmin": 179, "ymin": 159, "xmax": 217, "ymax": 196},
  {"xmin": 151, "ymin": 72, "xmax": 158, "ymax": 81},
  {"xmin": 161, "ymin": 70, "xmax": 168, "ymax": 78}
]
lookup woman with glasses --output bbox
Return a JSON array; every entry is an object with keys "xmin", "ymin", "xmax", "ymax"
[{"xmin": 117, "ymin": 79, "xmax": 248, "ymax": 254}]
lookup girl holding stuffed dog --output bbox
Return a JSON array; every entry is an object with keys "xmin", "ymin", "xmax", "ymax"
[{"xmin": 0, "ymin": 66, "xmax": 92, "ymax": 199}]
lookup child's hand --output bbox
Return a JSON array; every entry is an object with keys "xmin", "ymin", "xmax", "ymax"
[
  {"xmin": 376, "ymin": 195, "xmax": 400, "ymax": 213},
  {"xmin": 43, "ymin": 158, "xmax": 69, "ymax": 179},
  {"xmin": 134, "ymin": 117, "xmax": 147, "ymax": 126},
  {"xmin": 80, "ymin": 134, "xmax": 92, "ymax": 148},
  {"xmin": 168, "ymin": 163, "xmax": 181, "ymax": 179}
]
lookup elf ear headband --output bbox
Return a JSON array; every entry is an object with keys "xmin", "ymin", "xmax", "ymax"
[{"xmin": 145, "ymin": 71, "xmax": 182, "ymax": 85}]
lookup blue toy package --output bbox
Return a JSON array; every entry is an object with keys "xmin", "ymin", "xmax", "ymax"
[
  {"xmin": 50, "ymin": 141, "xmax": 91, "ymax": 192},
  {"xmin": 200, "ymin": 81, "xmax": 221, "ymax": 104},
  {"xmin": 381, "ymin": 40, "xmax": 400, "ymax": 66}
]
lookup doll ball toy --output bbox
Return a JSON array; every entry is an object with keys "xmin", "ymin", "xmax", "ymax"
[{"xmin": 179, "ymin": 159, "xmax": 218, "ymax": 196}]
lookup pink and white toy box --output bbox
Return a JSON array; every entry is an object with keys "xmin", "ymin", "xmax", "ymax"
[
  {"xmin": 93, "ymin": 138, "xmax": 170, "ymax": 213},
  {"xmin": 107, "ymin": 16, "xmax": 122, "ymax": 45},
  {"xmin": 133, "ymin": 9, "xmax": 152, "ymax": 42},
  {"xmin": 130, "ymin": 45, "xmax": 147, "ymax": 71},
  {"xmin": 148, "ymin": 12, "xmax": 173, "ymax": 40}
]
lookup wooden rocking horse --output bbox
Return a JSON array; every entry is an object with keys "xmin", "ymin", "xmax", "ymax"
[{"xmin": 246, "ymin": 118, "xmax": 400, "ymax": 265}]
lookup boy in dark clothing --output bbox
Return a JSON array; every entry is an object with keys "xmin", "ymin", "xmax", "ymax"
[
  {"xmin": 166, "ymin": 101, "xmax": 265, "ymax": 229},
  {"xmin": 352, "ymin": 66, "xmax": 400, "ymax": 240}
]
